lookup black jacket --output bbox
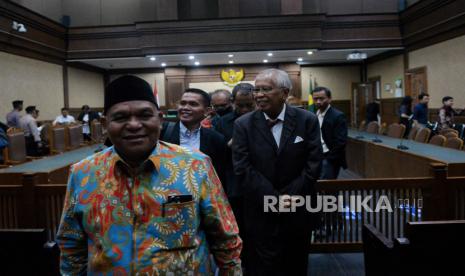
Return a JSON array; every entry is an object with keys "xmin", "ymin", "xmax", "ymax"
[
  {"xmin": 320, "ymin": 106, "xmax": 348, "ymax": 168},
  {"xmin": 232, "ymin": 105, "xmax": 322, "ymax": 255},
  {"xmin": 77, "ymin": 111, "xmax": 100, "ymax": 123},
  {"xmin": 215, "ymin": 111, "xmax": 241, "ymax": 198},
  {"xmin": 160, "ymin": 121, "xmax": 227, "ymax": 185}
]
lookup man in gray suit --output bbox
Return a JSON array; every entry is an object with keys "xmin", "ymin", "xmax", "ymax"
[{"xmin": 232, "ymin": 69, "xmax": 322, "ymax": 275}]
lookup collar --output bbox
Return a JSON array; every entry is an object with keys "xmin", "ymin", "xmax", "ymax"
[
  {"xmin": 263, "ymin": 104, "xmax": 286, "ymax": 122},
  {"xmin": 180, "ymin": 121, "xmax": 201, "ymax": 135},
  {"xmin": 317, "ymin": 104, "xmax": 331, "ymax": 116},
  {"xmin": 109, "ymin": 142, "xmax": 162, "ymax": 174}
]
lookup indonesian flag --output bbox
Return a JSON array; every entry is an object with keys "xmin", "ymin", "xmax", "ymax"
[{"xmin": 153, "ymin": 80, "xmax": 160, "ymax": 106}]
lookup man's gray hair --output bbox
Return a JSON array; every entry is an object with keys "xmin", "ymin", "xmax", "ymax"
[{"xmin": 255, "ymin": 69, "xmax": 293, "ymax": 91}]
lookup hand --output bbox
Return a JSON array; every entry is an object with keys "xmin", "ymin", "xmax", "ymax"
[
  {"xmin": 37, "ymin": 141, "xmax": 43, "ymax": 148},
  {"xmin": 227, "ymin": 138, "xmax": 233, "ymax": 147}
]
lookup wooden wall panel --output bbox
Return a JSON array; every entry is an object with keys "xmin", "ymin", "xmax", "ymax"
[
  {"xmin": 281, "ymin": 0, "xmax": 303, "ymax": 15},
  {"xmin": 67, "ymin": 14, "xmax": 401, "ymax": 59},
  {"xmin": 332, "ymin": 100, "xmax": 351, "ymax": 120},
  {"xmin": 401, "ymin": 0, "xmax": 465, "ymax": 51},
  {"xmin": 218, "ymin": 0, "xmax": 240, "ymax": 18},
  {"xmin": 0, "ymin": 0, "xmax": 66, "ymax": 63},
  {"xmin": 380, "ymin": 98, "xmax": 403, "ymax": 125}
]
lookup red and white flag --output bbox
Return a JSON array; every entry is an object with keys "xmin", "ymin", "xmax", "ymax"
[{"xmin": 153, "ymin": 80, "xmax": 160, "ymax": 106}]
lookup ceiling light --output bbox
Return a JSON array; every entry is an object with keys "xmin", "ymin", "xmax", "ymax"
[
  {"xmin": 12, "ymin": 21, "xmax": 27, "ymax": 33},
  {"xmin": 161, "ymin": 63, "xmax": 166, "ymax": 67},
  {"xmin": 228, "ymin": 54, "xmax": 234, "ymax": 58},
  {"xmin": 297, "ymin": 57, "xmax": 303, "ymax": 62},
  {"xmin": 189, "ymin": 55, "xmax": 195, "ymax": 60},
  {"xmin": 267, "ymin": 53, "xmax": 273, "ymax": 57},
  {"xmin": 347, "ymin": 52, "xmax": 367, "ymax": 60},
  {"xmin": 149, "ymin": 56, "xmax": 156, "ymax": 61},
  {"xmin": 263, "ymin": 59, "xmax": 268, "ymax": 63},
  {"xmin": 228, "ymin": 60, "xmax": 234, "ymax": 64},
  {"xmin": 307, "ymin": 51, "xmax": 313, "ymax": 55},
  {"xmin": 194, "ymin": 61, "xmax": 200, "ymax": 66}
]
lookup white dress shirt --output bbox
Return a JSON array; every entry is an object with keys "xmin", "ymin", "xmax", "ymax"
[
  {"xmin": 179, "ymin": 122, "xmax": 201, "ymax": 150},
  {"xmin": 263, "ymin": 104, "xmax": 286, "ymax": 147},
  {"xmin": 19, "ymin": 114, "xmax": 41, "ymax": 142},
  {"xmin": 53, "ymin": 115, "xmax": 75, "ymax": 125},
  {"xmin": 82, "ymin": 114, "xmax": 90, "ymax": 134},
  {"xmin": 316, "ymin": 105, "xmax": 330, "ymax": 153}
]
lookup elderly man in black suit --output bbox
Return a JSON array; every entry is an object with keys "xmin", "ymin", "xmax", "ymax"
[
  {"xmin": 161, "ymin": 88, "xmax": 227, "ymax": 182},
  {"xmin": 312, "ymin": 86, "xmax": 348, "ymax": 179},
  {"xmin": 232, "ymin": 69, "xmax": 322, "ymax": 275}
]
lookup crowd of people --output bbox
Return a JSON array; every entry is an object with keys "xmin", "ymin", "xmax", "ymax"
[
  {"xmin": 397, "ymin": 93, "xmax": 463, "ymax": 137},
  {"xmin": 56, "ymin": 70, "xmax": 349, "ymax": 275},
  {"xmin": 4, "ymin": 69, "xmax": 462, "ymax": 274},
  {"xmin": 1, "ymin": 102, "xmax": 101, "ymax": 159},
  {"xmin": 364, "ymin": 92, "xmax": 463, "ymax": 138}
]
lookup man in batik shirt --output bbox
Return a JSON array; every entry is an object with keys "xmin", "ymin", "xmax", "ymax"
[{"xmin": 57, "ymin": 75, "xmax": 242, "ymax": 275}]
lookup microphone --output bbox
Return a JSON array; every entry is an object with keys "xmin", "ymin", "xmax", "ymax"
[
  {"xmin": 397, "ymin": 135, "xmax": 409, "ymax": 150},
  {"xmin": 372, "ymin": 134, "xmax": 382, "ymax": 143},
  {"xmin": 397, "ymin": 117, "xmax": 414, "ymax": 149}
]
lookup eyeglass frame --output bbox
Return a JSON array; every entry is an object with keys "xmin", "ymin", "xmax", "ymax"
[{"xmin": 252, "ymin": 86, "xmax": 288, "ymax": 94}]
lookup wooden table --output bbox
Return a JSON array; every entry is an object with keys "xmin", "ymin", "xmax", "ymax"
[
  {"xmin": 347, "ymin": 129, "xmax": 465, "ymax": 177},
  {"xmin": 0, "ymin": 144, "xmax": 103, "ymax": 185}
]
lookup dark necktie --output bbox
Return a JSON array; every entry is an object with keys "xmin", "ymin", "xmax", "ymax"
[{"xmin": 267, "ymin": 119, "xmax": 280, "ymax": 128}]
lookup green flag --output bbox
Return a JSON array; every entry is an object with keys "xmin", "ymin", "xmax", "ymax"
[{"xmin": 308, "ymin": 76, "xmax": 315, "ymax": 113}]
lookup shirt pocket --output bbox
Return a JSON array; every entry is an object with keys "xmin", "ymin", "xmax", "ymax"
[{"xmin": 159, "ymin": 200, "xmax": 198, "ymax": 250}]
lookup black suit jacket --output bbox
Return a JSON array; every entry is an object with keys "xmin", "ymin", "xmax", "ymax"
[
  {"xmin": 232, "ymin": 105, "xmax": 322, "ymax": 245},
  {"xmin": 160, "ymin": 121, "xmax": 227, "ymax": 184},
  {"xmin": 321, "ymin": 106, "xmax": 348, "ymax": 169},
  {"xmin": 215, "ymin": 111, "xmax": 241, "ymax": 198},
  {"xmin": 215, "ymin": 111, "xmax": 238, "ymax": 142},
  {"xmin": 77, "ymin": 111, "xmax": 100, "ymax": 123}
]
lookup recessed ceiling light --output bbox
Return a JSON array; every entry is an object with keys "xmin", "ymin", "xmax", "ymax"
[
  {"xmin": 228, "ymin": 54, "xmax": 234, "ymax": 58},
  {"xmin": 149, "ymin": 56, "xmax": 156, "ymax": 61},
  {"xmin": 194, "ymin": 61, "xmax": 200, "ymax": 66},
  {"xmin": 297, "ymin": 57, "xmax": 303, "ymax": 62},
  {"xmin": 267, "ymin": 53, "xmax": 273, "ymax": 57},
  {"xmin": 347, "ymin": 52, "xmax": 367, "ymax": 60},
  {"xmin": 263, "ymin": 59, "xmax": 268, "ymax": 63},
  {"xmin": 307, "ymin": 51, "xmax": 313, "ymax": 55},
  {"xmin": 189, "ymin": 55, "xmax": 195, "ymax": 60},
  {"xmin": 161, "ymin": 62, "xmax": 166, "ymax": 67},
  {"xmin": 228, "ymin": 60, "xmax": 234, "ymax": 64}
]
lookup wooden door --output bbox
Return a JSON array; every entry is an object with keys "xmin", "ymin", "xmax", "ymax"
[
  {"xmin": 351, "ymin": 82, "xmax": 374, "ymax": 127},
  {"xmin": 405, "ymin": 67, "xmax": 427, "ymax": 101}
]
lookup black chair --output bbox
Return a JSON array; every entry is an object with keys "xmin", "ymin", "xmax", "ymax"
[
  {"xmin": 363, "ymin": 220, "xmax": 465, "ymax": 276},
  {"xmin": 0, "ymin": 229, "xmax": 60, "ymax": 275}
]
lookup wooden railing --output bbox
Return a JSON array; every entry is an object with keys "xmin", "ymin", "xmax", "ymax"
[
  {"xmin": 0, "ymin": 185, "xmax": 20, "ymax": 228},
  {"xmin": 0, "ymin": 173, "xmax": 66, "ymax": 240},
  {"xmin": 312, "ymin": 178, "xmax": 431, "ymax": 252},
  {"xmin": 1, "ymin": 164, "xmax": 464, "ymax": 253}
]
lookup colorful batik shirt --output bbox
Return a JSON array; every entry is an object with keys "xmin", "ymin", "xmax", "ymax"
[{"xmin": 56, "ymin": 141, "xmax": 242, "ymax": 275}]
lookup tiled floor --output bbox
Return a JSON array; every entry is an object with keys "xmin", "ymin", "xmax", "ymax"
[{"xmin": 308, "ymin": 253, "xmax": 365, "ymax": 276}]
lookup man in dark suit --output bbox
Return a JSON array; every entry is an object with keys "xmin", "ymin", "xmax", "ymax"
[
  {"xmin": 312, "ymin": 86, "xmax": 348, "ymax": 179},
  {"xmin": 161, "ymin": 88, "xmax": 227, "ymax": 181},
  {"xmin": 215, "ymin": 83, "xmax": 256, "ymax": 264},
  {"xmin": 233, "ymin": 69, "xmax": 322, "ymax": 275}
]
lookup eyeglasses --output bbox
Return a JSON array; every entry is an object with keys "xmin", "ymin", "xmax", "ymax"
[{"xmin": 252, "ymin": 87, "xmax": 285, "ymax": 94}]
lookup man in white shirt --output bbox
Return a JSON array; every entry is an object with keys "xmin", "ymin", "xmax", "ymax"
[
  {"xmin": 312, "ymin": 87, "xmax": 348, "ymax": 179},
  {"xmin": 53, "ymin": 107, "xmax": 75, "ymax": 126},
  {"xmin": 19, "ymin": 106, "xmax": 43, "ymax": 156}
]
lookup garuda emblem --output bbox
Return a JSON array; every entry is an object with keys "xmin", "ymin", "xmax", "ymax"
[{"xmin": 221, "ymin": 69, "xmax": 244, "ymax": 87}]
